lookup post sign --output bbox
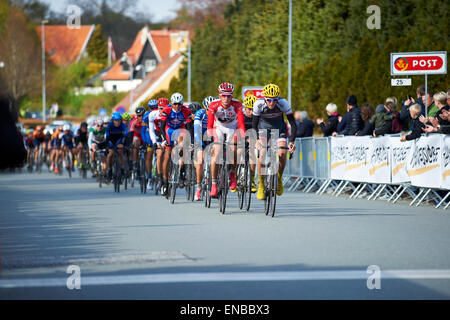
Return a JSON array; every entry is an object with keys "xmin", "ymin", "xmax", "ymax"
[
  {"xmin": 242, "ymin": 86, "xmax": 264, "ymax": 101},
  {"xmin": 391, "ymin": 51, "xmax": 447, "ymax": 75}
]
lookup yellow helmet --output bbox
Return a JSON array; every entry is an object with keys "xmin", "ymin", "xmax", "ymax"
[
  {"xmin": 243, "ymin": 95, "xmax": 257, "ymax": 109},
  {"xmin": 263, "ymin": 83, "xmax": 280, "ymax": 98}
]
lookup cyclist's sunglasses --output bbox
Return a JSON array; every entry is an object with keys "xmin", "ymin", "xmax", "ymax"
[{"xmin": 266, "ymin": 98, "xmax": 278, "ymax": 102}]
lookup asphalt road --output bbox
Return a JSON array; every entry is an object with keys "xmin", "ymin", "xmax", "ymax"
[{"xmin": 1, "ymin": 170, "xmax": 450, "ymax": 300}]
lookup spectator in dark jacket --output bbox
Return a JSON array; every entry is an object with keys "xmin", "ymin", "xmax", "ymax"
[
  {"xmin": 400, "ymin": 85, "xmax": 426, "ymax": 131},
  {"xmin": 372, "ymin": 101, "xmax": 395, "ymax": 137},
  {"xmin": 400, "ymin": 104, "xmax": 425, "ymax": 141},
  {"xmin": 336, "ymin": 95, "xmax": 363, "ymax": 136},
  {"xmin": 355, "ymin": 103, "xmax": 375, "ymax": 136},
  {"xmin": 295, "ymin": 111, "xmax": 314, "ymax": 138},
  {"xmin": 316, "ymin": 103, "xmax": 339, "ymax": 137}
]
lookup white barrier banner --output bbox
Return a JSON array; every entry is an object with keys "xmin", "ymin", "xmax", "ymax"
[
  {"xmin": 406, "ymin": 134, "xmax": 442, "ymax": 188},
  {"xmin": 390, "ymin": 137, "xmax": 413, "ymax": 184},
  {"xmin": 344, "ymin": 136, "xmax": 370, "ymax": 182},
  {"xmin": 330, "ymin": 137, "xmax": 347, "ymax": 180},
  {"xmin": 441, "ymin": 135, "xmax": 450, "ymax": 190},
  {"xmin": 366, "ymin": 137, "xmax": 391, "ymax": 183}
]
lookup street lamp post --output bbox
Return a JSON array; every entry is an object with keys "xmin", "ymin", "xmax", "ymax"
[
  {"xmin": 288, "ymin": 0, "xmax": 292, "ymax": 105},
  {"xmin": 188, "ymin": 36, "xmax": 191, "ymax": 103},
  {"xmin": 129, "ymin": 63, "xmax": 134, "ymax": 111},
  {"xmin": 41, "ymin": 20, "xmax": 48, "ymax": 124}
]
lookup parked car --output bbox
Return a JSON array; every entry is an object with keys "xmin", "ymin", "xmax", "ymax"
[{"xmin": 45, "ymin": 120, "xmax": 72, "ymax": 134}]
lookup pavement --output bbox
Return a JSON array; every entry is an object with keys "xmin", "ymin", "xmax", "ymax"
[{"xmin": 0, "ymin": 171, "xmax": 450, "ymax": 299}]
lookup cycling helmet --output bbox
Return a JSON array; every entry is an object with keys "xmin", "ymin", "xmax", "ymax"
[
  {"xmin": 112, "ymin": 112, "xmax": 122, "ymax": 120},
  {"xmin": 171, "ymin": 92, "xmax": 184, "ymax": 104},
  {"xmin": 147, "ymin": 99, "xmax": 158, "ymax": 110},
  {"xmin": 103, "ymin": 115, "xmax": 110, "ymax": 123},
  {"xmin": 202, "ymin": 96, "xmax": 216, "ymax": 109},
  {"xmin": 80, "ymin": 122, "xmax": 88, "ymax": 128},
  {"xmin": 94, "ymin": 119, "xmax": 104, "ymax": 127},
  {"xmin": 243, "ymin": 95, "xmax": 257, "ymax": 109},
  {"xmin": 218, "ymin": 82, "xmax": 234, "ymax": 94},
  {"xmin": 157, "ymin": 97, "xmax": 169, "ymax": 108},
  {"xmin": 188, "ymin": 102, "xmax": 202, "ymax": 113},
  {"xmin": 63, "ymin": 124, "xmax": 71, "ymax": 131},
  {"xmin": 121, "ymin": 112, "xmax": 131, "ymax": 121},
  {"xmin": 263, "ymin": 83, "xmax": 280, "ymax": 98},
  {"xmin": 135, "ymin": 106, "xmax": 146, "ymax": 116}
]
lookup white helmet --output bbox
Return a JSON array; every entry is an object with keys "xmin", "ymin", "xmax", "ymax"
[
  {"xmin": 63, "ymin": 124, "xmax": 71, "ymax": 131},
  {"xmin": 171, "ymin": 92, "xmax": 184, "ymax": 104}
]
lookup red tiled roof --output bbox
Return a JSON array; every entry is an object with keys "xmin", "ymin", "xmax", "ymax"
[
  {"xmin": 113, "ymin": 53, "xmax": 183, "ymax": 111},
  {"xmin": 36, "ymin": 25, "xmax": 95, "ymax": 66},
  {"xmin": 103, "ymin": 28, "xmax": 185, "ymax": 81}
]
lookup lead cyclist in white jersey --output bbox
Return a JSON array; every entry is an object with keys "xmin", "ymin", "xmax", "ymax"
[{"xmin": 252, "ymin": 83, "xmax": 297, "ymax": 200}]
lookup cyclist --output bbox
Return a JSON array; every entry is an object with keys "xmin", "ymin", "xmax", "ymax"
[
  {"xmin": 241, "ymin": 94, "xmax": 258, "ymax": 193},
  {"xmin": 106, "ymin": 112, "xmax": 128, "ymax": 181},
  {"xmin": 160, "ymin": 92, "xmax": 193, "ymax": 196},
  {"xmin": 130, "ymin": 107, "xmax": 146, "ymax": 175},
  {"xmin": 50, "ymin": 125, "xmax": 63, "ymax": 173},
  {"xmin": 61, "ymin": 124, "xmax": 75, "ymax": 170},
  {"xmin": 252, "ymin": 83, "xmax": 297, "ymax": 200},
  {"xmin": 193, "ymin": 96, "xmax": 216, "ymax": 201},
  {"xmin": 88, "ymin": 119, "xmax": 107, "ymax": 177},
  {"xmin": 207, "ymin": 82, "xmax": 246, "ymax": 197},
  {"xmin": 141, "ymin": 100, "xmax": 158, "ymax": 190},
  {"xmin": 148, "ymin": 97, "xmax": 169, "ymax": 192},
  {"xmin": 75, "ymin": 122, "xmax": 89, "ymax": 170},
  {"xmin": 32, "ymin": 125, "xmax": 48, "ymax": 169},
  {"xmin": 24, "ymin": 129, "xmax": 35, "ymax": 169}
]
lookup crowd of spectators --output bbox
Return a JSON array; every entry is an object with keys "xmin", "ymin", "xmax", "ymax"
[{"xmin": 308, "ymin": 85, "xmax": 450, "ymax": 142}]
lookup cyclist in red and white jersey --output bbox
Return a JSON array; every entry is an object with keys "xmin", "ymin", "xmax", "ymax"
[{"xmin": 207, "ymin": 82, "xmax": 246, "ymax": 197}]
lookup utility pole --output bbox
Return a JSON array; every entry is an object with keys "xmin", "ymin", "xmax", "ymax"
[
  {"xmin": 288, "ymin": 0, "xmax": 292, "ymax": 105},
  {"xmin": 42, "ymin": 20, "xmax": 49, "ymax": 124}
]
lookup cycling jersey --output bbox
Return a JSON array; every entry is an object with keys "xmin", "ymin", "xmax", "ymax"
[
  {"xmin": 207, "ymin": 99, "xmax": 245, "ymax": 143},
  {"xmin": 244, "ymin": 114, "xmax": 253, "ymax": 131},
  {"xmin": 88, "ymin": 127, "xmax": 106, "ymax": 148},
  {"xmin": 106, "ymin": 121, "xmax": 128, "ymax": 147},
  {"xmin": 61, "ymin": 132, "xmax": 74, "ymax": 148},
  {"xmin": 74, "ymin": 128, "xmax": 88, "ymax": 146},
  {"xmin": 194, "ymin": 109, "xmax": 208, "ymax": 146},
  {"xmin": 161, "ymin": 106, "xmax": 192, "ymax": 146},
  {"xmin": 148, "ymin": 109, "xmax": 164, "ymax": 145},
  {"xmin": 252, "ymin": 98, "xmax": 296, "ymax": 142}
]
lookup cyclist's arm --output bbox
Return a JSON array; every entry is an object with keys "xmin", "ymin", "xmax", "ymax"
[
  {"xmin": 149, "ymin": 118, "xmax": 158, "ymax": 145},
  {"xmin": 88, "ymin": 131, "xmax": 94, "ymax": 149},
  {"xmin": 194, "ymin": 118, "xmax": 203, "ymax": 146},
  {"xmin": 252, "ymin": 115, "xmax": 260, "ymax": 139},
  {"xmin": 286, "ymin": 113, "xmax": 297, "ymax": 143}
]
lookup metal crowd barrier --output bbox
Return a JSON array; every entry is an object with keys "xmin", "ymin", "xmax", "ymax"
[{"xmin": 282, "ymin": 135, "xmax": 450, "ymax": 211}]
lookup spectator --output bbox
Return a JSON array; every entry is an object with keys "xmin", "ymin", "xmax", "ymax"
[
  {"xmin": 336, "ymin": 95, "xmax": 363, "ymax": 136},
  {"xmin": 295, "ymin": 110, "xmax": 314, "ymax": 138},
  {"xmin": 400, "ymin": 103, "xmax": 424, "ymax": 141},
  {"xmin": 447, "ymin": 89, "xmax": 450, "ymax": 106},
  {"xmin": 316, "ymin": 103, "xmax": 339, "ymax": 137},
  {"xmin": 421, "ymin": 92, "xmax": 450, "ymax": 133},
  {"xmin": 400, "ymin": 85, "xmax": 426, "ymax": 131},
  {"xmin": 423, "ymin": 92, "xmax": 438, "ymax": 118},
  {"xmin": 386, "ymin": 97, "xmax": 402, "ymax": 133},
  {"xmin": 355, "ymin": 103, "xmax": 375, "ymax": 136},
  {"xmin": 372, "ymin": 101, "xmax": 394, "ymax": 137}
]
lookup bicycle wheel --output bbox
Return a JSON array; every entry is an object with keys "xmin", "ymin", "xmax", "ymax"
[
  {"xmin": 98, "ymin": 160, "xmax": 103, "ymax": 188},
  {"xmin": 170, "ymin": 164, "xmax": 178, "ymax": 204},
  {"xmin": 264, "ymin": 175, "xmax": 270, "ymax": 216},
  {"xmin": 190, "ymin": 166, "xmax": 196, "ymax": 202},
  {"xmin": 185, "ymin": 165, "xmax": 191, "ymax": 201},
  {"xmin": 238, "ymin": 165, "xmax": 246, "ymax": 210},
  {"xmin": 67, "ymin": 153, "xmax": 72, "ymax": 179},
  {"xmin": 220, "ymin": 166, "xmax": 228, "ymax": 214},
  {"xmin": 271, "ymin": 172, "xmax": 278, "ymax": 217},
  {"xmin": 115, "ymin": 153, "xmax": 121, "ymax": 193},
  {"xmin": 246, "ymin": 163, "xmax": 252, "ymax": 211},
  {"xmin": 140, "ymin": 155, "xmax": 147, "ymax": 194}
]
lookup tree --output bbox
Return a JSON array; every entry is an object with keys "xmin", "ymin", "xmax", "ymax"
[
  {"xmin": 86, "ymin": 24, "xmax": 108, "ymax": 64},
  {"xmin": 0, "ymin": 7, "xmax": 41, "ymax": 118}
]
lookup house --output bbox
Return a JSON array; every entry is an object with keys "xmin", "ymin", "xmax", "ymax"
[
  {"xmin": 101, "ymin": 26, "xmax": 189, "ymax": 111},
  {"xmin": 36, "ymin": 25, "xmax": 96, "ymax": 66}
]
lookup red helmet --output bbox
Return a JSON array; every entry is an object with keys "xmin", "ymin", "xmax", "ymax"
[
  {"xmin": 157, "ymin": 97, "xmax": 169, "ymax": 108},
  {"xmin": 218, "ymin": 82, "xmax": 234, "ymax": 94}
]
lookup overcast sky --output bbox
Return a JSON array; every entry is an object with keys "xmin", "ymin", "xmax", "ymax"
[{"xmin": 40, "ymin": 0, "xmax": 181, "ymax": 23}]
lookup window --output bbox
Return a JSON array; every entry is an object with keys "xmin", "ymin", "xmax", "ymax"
[{"xmin": 145, "ymin": 59, "xmax": 157, "ymax": 72}]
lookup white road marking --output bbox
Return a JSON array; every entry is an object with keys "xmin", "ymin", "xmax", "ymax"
[{"xmin": 1, "ymin": 269, "xmax": 450, "ymax": 288}]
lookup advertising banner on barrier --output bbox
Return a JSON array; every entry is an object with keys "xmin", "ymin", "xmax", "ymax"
[
  {"xmin": 344, "ymin": 136, "xmax": 370, "ymax": 182},
  {"xmin": 366, "ymin": 137, "xmax": 391, "ymax": 183},
  {"xmin": 441, "ymin": 135, "xmax": 450, "ymax": 190},
  {"xmin": 330, "ymin": 137, "xmax": 347, "ymax": 180},
  {"xmin": 390, "ymin": 137, "xmax": 413, "ymax": 184},
  {"xmin": 406, "ymin": 134, "xmax": 442, "ymax": 188}
]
